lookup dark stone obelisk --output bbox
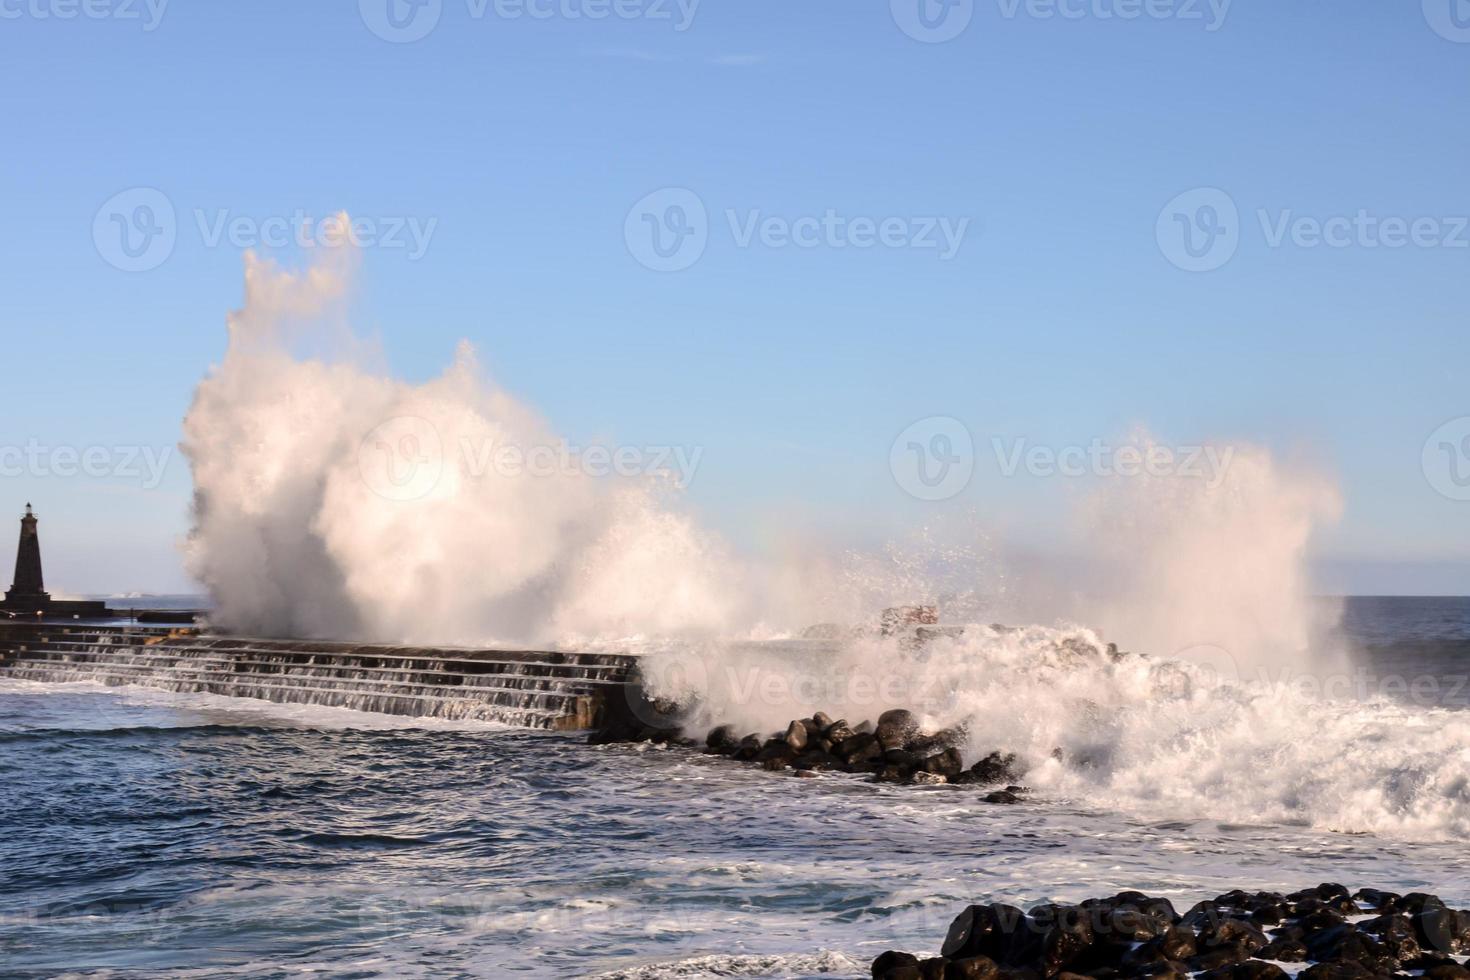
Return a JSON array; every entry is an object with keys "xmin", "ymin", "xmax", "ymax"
[{"xmin": 6, "ymin": 504, "xmax": 51, "ymax": 608}]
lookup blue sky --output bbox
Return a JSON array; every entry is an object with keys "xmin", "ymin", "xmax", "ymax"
[{"xmin": 1, "ymin": 0, "xmax": 1468, "ymax": 595}]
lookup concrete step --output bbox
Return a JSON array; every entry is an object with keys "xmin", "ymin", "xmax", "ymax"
[{"xmin": 0, "ymin": 623, "xmax": 639, "ymax": 731}]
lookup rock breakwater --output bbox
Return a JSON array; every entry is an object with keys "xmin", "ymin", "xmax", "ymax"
[{"xmin": 872, "ymin": 884, "xmax": 1470, "ymax": 980}]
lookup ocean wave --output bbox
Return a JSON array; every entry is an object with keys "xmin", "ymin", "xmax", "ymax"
[{"xmin": 644, "ymin": 624, "xmax": 1470, "ymax": 842}]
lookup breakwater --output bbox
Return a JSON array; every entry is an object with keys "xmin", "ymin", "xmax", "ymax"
[
  {"xmin": 872, "ymin": 883, "xmax": 1470, "ymax": 980},
  {"xmin": 0, "ymin": 623, "xmax": 638, "ymax": 730}
]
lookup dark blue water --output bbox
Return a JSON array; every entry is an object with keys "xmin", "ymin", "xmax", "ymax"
[
  {"xmin": 2, "ymin": 597, "xmax": 1468, "ymax": 979},
  {"xmin": 1339, "ymin": 596, "xmax": 1470, "ymax": 708}
]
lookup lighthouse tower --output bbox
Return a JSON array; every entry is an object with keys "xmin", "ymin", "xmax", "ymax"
[{"xmin": 5, "ymin": 504, "xmax": 51, "ymax": 609}]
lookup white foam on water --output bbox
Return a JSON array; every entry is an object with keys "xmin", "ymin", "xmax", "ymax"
[
  {"xmin": 642, "ymin": 623, "xmax": 1470, "ymax": 843},
  {"xmin": 0, "ymin": 676, "xmax": 512, "ymax": 732},
  {"xmin": 172, "ymin": 237, "xmax": 1468, "ymax": 850},
  {"xmin": 580, "ymin": 949, "xmax": 865, "ymax": 980}
]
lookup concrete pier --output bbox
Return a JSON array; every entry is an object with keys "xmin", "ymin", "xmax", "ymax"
[{"xmin": 0, "ymin": 622, "xmax": 639, "ymax": 730}]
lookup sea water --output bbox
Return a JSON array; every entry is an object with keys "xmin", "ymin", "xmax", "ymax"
[{"xmin": 2, "ymin": 597, "xmax": 1468, "ymax": 979}]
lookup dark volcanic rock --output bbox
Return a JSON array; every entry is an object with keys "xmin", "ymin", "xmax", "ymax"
[
  {"xmin": 1123, "ymin": 963, "xmax": 1188, "ymax": 980},
  {"xmin": 944, "ymin": 955, "xmax": 1002, "ymax": 979},
  {"xmin": 1423, "ymin": 965, "xmax": 1470, "ymax": 980},
  {"xmin": 1303, "ymin": 924, "xmax": 1397, "ymax": 974},
  {"xmin": 1186, "ymin": 945, "xmax": 1252, "ymax": 972},
  {"xmin": 874, "ymin": 949, "xmax": 922, "ymax": 979},
  {"xmin": 1123, "ymin": 926, "xmax": 1197, "ymax": 972},
  {"xmin": 705, "ymin": 724, "xmax": 738, "ymax": 753},
  {"xmin": 924, "ymin": 748, "xmax": 966, "ymax": 781},
  {"xmin": 1096, "ymin": 907, "xmax": 1167, "ymax": 945},
  {"xmin": 1030, "ymin": 905, "xmax": 1098, "ymax": 975},
  {"xmin": 665, "ymin": 705, "xmax": 1026, "ymax": 796},
  {"xmin": 919, "ymin": 957, "xmax": 948, "ymax": 980},
  {"xmin": 874, "ymin": 885, "xmax": 1470, "ymax": 980},
  {"xmin": 1353, "ymin": 888, "xmax": 1402, "ymax": 914},
  {"xmin": 1181, "ymin": 901, "xmax": 1229, "ymax": 931},
  {"xmin": 942, "ymin": 904, "xmax": 1028, "ymax": 961},
  {"xmin": 1288, "ymin": 884, "xmax": 1357, "ymax": 916},
  {"xmin": 968, "ymin": 751, "xmax": 1021, "ymax": 784},
  {"xmin": 1358, "ymin": 911, "xmax": 1422, "ymax": 961},
  {"xmin": 877, "ymin": 708, "xmax": 921, "ymax": 749},
  {"xmin": 1199, "ymin": 918, "xmax": 1268, "ymax": 954},
  {"xmin": 910, "ymin": 727, "xmax": 966, "ymax": 756},
  {"xmin": 1255, "ymin": 938, "xmax": 1307, "ymax": 962},
  {"xmin": 792, "ymin": 750, "xmax": 841, "ymax": 771},
  {"xmin": 1198, "ymin": 962, "xmax": 1289, "ymax": 980},
  {"xmin": 756, "ymin": 738, "xmax": 794, "ymax": 761},
  {"xmin": 1296, "ymin": 908, "xmax": 1347, "ymax": 936},
  {"xmin": 733, "ymin": 734, "xmax": 763, "ymax": 760},
  {"xmin": 983, "ymin": 790, "xmax": 1022, "ymax": 805},
  {"xmin": 783, "ymin": 719, "xmax": 808, "ymax": 751},
  {"xmin": 1156, "ymin": 925, "xmax": 1197, "ymax": 960},
  {"xmin": 1297, "ymin": 963, "xmax": 1377, "ymax": 980},
  {"xmin": 1416, "ymin": 904, "xmax": 1470, "ymax": 954},
  {"xmin": 884, "ymin": 748, "xmax": 927, "ymax": 770},
  {"xmin": 843, "ymin": 733, "xmax": 883, "ymax": 767}
]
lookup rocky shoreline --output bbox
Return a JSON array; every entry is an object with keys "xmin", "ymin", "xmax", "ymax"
[
  {"xmin": 872, "ymin": 884, "xmax": 1470, "ymax": 980},
  {"xmin": 592, "ymin": 706, "xmax": 1032, "ymax": 802}
]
